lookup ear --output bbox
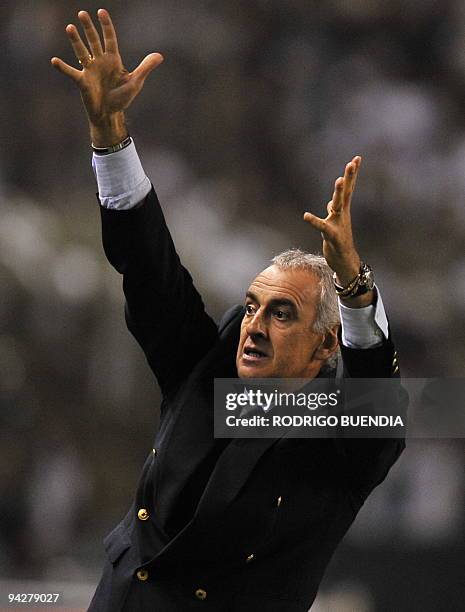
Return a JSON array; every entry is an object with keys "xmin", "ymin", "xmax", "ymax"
[{"xmin": 313, "ymin": 325, "xmax": 339, "ymax": 362}]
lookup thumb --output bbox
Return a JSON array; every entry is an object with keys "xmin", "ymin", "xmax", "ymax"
[
  {"xmin": 303, "ymin": 212, "xmax": 327, "ymax": 233},
  {"xmin": 132, "ymin": 52, "xmax": 164, "ymax": 83},
  {"xmin": 50, "ymin": 57, "xmax": 82, "ymax": 84}
]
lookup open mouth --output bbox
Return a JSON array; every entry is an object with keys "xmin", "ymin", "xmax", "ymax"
[{"xmin": 243, "ymin": 346, "xmax": 268, "ymax": 361}]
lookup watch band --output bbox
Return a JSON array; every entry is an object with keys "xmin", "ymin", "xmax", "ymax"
[{"xmin": 333, "ymin": 262, "xmax": 374, "ymax": 299}]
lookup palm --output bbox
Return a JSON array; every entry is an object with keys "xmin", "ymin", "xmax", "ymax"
[
  {"xmin": 78, "ymin": 56, "xmax": 134, "ymax": 121},
  {"xmin": 321, "ymin": 209, "xmax": 356, "ymax": 270}
]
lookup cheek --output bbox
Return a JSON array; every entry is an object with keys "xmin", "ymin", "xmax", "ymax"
[
  {"xmin": 276, "ymin": 331, "xmax": 317, "ymax": 362},
  {"xmin": 236, "ymin": 325, "xmax": 247, "ymax": 352},
  {"xmin": 273, "ymin": 332, "xmax": 300, "ymax": 360}
]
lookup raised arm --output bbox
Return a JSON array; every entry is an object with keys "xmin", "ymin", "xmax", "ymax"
[
  {"xmin": 52, "ymin": 10, "xmax": 218, "ymax": 395},
  {"xmin": 305, "ymin": 158, "xmax": 405, "ymax": 501}
]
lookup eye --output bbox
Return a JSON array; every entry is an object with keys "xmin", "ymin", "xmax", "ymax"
[
  {"xmin": 245, "ymin": 304, "xmax": 256, "ymax": 316},
  {"xmin": 274, "ymin": 309, "xmax": 290, "ymax": 321}
]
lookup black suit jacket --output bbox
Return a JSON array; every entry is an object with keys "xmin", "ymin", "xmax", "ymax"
[{"xmin": 88, "ymin": 188, "xmax": 405, "ymax": 612}]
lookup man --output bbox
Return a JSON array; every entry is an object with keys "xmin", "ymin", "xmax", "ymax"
[{"xmin": 52, "ymin": 10, "xmax": 404, "ymax": 611}]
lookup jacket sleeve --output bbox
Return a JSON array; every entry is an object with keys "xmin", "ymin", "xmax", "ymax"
[
  {"xmin": 338, "ymin": 333, "xmax": 406, "ymax": 507},
  {"xmin": 99, "ymin": 187, "xmax": 219, "ymax": 395}
]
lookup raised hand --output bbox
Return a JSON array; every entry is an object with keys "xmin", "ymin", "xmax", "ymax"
[
  {"xmin": 304, "ymin": 156, "xmax": 362, "ymax": 281},
  {"xmin": 51, "ymin": 9, "xmax": 163, "ymax": 146},
  {"xmin": 304, "ymin": 156, "xmax": 373, "ymax": 306}
]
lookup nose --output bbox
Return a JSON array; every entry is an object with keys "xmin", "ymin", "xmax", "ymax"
[{"xmin": 246, "ymin": 309, "xmax": 267, "ymax": 339}]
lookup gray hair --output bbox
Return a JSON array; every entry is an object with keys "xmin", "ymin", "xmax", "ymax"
[
  {"xmin": 271, "ymin": 249, "xmax": 340, "ymax": 371},
  {"xmin": 271, "ymin": 249, "xmax": 340, "ymax": 333}
]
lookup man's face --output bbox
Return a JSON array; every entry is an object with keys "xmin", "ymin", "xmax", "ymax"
[{"xmin": 236, "ymin": 265, "xmax": 333, "ymax": 379}]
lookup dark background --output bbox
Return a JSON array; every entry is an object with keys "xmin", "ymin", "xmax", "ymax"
[{"xmin": 1, "ymin": 1, "xmax": 464, "ymax": 610}]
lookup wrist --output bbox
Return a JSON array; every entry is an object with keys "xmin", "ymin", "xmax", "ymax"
[
  {"xmin": 334, "ymin": 257, "xmax": 361, "ymax": 287},
  {"xmin": 334, "ymin": 261, "xmax": 375, "ymax": 304},
  {"xmin": 89, "ymin": 112, "xmax": 128, "ymax": 148}
]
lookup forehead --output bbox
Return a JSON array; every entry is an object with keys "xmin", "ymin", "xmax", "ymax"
[{"xmin": 247, "ymin": 265, "xmax": 320, "ymax": 311}]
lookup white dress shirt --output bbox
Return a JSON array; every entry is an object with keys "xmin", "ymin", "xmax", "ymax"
[{"xmin": 92, "ymin": 141, "xmax": 389, "ymax": 349}]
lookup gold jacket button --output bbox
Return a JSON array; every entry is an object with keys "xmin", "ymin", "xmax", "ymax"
[
  {"xmin": 152, "ymin": 447, "xmax": 157, "ymax": 456},
  {"xmin": 137, "ymin": 508, "xmax": 149, "ymax": 521},
  {"xmin": 276, "ymin": 495, "xmax": 283, "ymax": 507},
  {"xmin": 246, "ymin": 553, "xmax": 254, "ymax": 563},
  {"xmin": 136, "ymin": 569, "xmax": 149, "ymax": 582},
  {"xmin": 195, "ymin": 588, "xmax": 207, "ymax": 600}
]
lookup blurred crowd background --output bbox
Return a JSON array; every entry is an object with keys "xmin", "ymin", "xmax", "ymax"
[{"xmin": 1, "ymin": 1, "xmax": 465, "ymax": 610}]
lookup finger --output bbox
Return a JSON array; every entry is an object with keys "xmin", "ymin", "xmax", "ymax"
[
  {"xmin": 97, "ymin": 8, "xmax": 119, "ymax": 54},
  {"xmin": 330, "ymin": 177, "xmax": 344, "ymax": 212},
  {"xmin": 131, "ymin": 53, "xmax": 164, "ymax": 82},
  {"xmin": 50, "ymin": 56, "xmax": 82, "ymax": 83},
  {"xmin": 341, "ymin": 162, "xmax": 355, "ymax": 205},
  {"xmin": 65, "ymin": 23, "xmax": 91, "ymax": 65},
  {"xmin": 303, "ymin": 212, "xmax": 327, "ymax": 233},
  {"xmin": 78, "ymin": 10, "xmax": 103, "ymax": 56},
  {"xmin": 342, "ymin": 155, "xmax": 362, "ymax": 207}
]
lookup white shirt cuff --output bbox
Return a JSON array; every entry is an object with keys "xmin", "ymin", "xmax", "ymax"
[
  {"xmin": 92, "ymin": 140, "xmax": 151, "ymax": 210},
  {"xmin": 338, "ymin": 285, "xmax": 389, "ymax": 349}
]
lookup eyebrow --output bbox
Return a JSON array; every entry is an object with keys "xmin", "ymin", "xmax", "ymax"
[{"xmin": 245, "ymin": 291, "xmax": 298, "ymax": 316}]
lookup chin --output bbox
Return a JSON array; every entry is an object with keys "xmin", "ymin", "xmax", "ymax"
[
  {"xmin": 237, "ymin": 366, "xmax": 256, "ymax": 379},
  {"xmin": 237, "ymin": 362, "xmax": 274, "ymax": 379}
]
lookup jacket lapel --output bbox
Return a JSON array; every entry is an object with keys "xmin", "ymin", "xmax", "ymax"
[
  {"xmin": 150, "ymin": 435, "xmax": 281, "ymax": 563},
  {"xmin": 194, "ymin": 436, "xmax": 282, "ymax": 519}
]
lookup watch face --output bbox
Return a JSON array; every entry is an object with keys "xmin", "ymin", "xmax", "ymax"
[
  {"xmin": 367, "ymin": 272, "xmax": 375, "ymax": 290},
  {"xmin": 362, "ymin": 265, "xmax": 375, "ymax": 290}
]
